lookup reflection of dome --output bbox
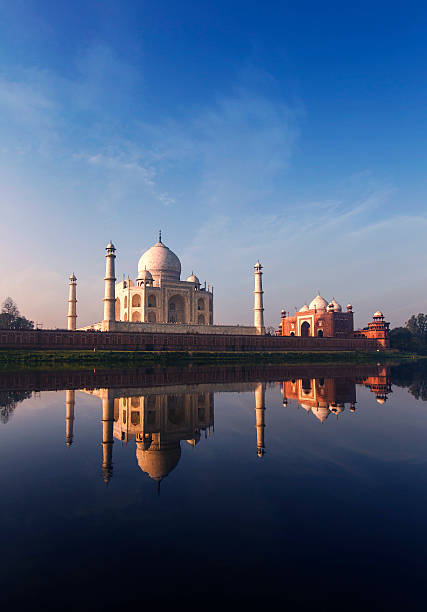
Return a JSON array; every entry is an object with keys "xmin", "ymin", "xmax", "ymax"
[
  {"xmin": 136, "ymin": 441, "xmax": 181, "ymax": 481},
  {"xmin": 138, "ymin": 236, "xmax": 181, "ymax": 282},
  {"xmin": 300, "ymin": 304, "xmax": 309, "ymax": 312},
  {"xmin": 309, "ymin": 293, "xmax": 328, "ymax": 311},
  {"xmin": 376, "ymin": 397, "xmax": 386, "ymax": 404},
  {"xmin": 312, "ymin": 405, "xmax": 329, "ymax": 423},
  {"xmin": 186, "ymin": 272, "xmax": 200, "ymax": 284}
]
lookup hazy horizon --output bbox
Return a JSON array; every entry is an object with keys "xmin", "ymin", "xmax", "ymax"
[{"xmin": 1, "ymin": 1, "xmax": 426, "ymax": 330}]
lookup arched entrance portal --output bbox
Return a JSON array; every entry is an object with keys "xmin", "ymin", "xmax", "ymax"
[
  {"xmin": 168, "ymin": 295, "xmax": 186, "ymax": 323},
  {"xmin": 301, "ymin": 321, "xmax": 310, "ymax": 337}
]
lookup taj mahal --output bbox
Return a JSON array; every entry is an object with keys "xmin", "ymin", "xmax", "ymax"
[
  {"xmin": 66, "ymin": 232, "xmax": 389, "ymax": 347},
  {"xmin": 116, "ymin": 231, "xmax": 214, "ymax": 326},
  {"xmin": 71, "ymin": 233, "xmax": 265, "ymax": 336}
]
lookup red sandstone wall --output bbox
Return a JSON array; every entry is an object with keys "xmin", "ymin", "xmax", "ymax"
[{"xmin": 0, "ymin": 329, "xmax": 384, "ymax": 352}]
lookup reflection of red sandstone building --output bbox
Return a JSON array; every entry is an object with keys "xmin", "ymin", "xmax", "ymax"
[
  {"xmin": 279, "ymin": 368, "xmax": 392, "ymax": 423},
  {"xmin": 280, "ymin": 376, "xmax": 356, "ymax": 423},
  {"xmin": 276, "ymin": 293, "xmax": 390, "ymax": 348},
  {"xmin": 358, "ymin": 366, "xmax": 392, "ymax": 404}
]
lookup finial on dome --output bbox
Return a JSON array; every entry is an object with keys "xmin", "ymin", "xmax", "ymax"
[{"xmin": 158, "ymin": 230, "xmax": 162, "ymax": 243}]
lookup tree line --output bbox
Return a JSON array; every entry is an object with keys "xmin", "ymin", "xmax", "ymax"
[
  {"xmin": 0, "ymin": 297, "xmax": 34, "ymax": 330},
  {"xmin": 390, "ymin": 313, "xmax": 427, "ymax": 353}
]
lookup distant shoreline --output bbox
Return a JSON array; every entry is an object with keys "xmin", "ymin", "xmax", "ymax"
[{"xmin": 0, "ymin": 349, "xmax": 423, "ymax": 371}]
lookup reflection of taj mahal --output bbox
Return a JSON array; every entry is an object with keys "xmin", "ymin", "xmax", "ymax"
[
  {"xmin": 62, "ymin": 368, "xmax": 392, "ymax": 488},
  {"xmin": 65, "ymin": 383, "xmax": 267, "ymax": 487}
]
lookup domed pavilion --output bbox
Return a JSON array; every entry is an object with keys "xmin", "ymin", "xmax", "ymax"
[{"xmin": 279, "ymin": 291, "xmax": 354, "ymax": 338}]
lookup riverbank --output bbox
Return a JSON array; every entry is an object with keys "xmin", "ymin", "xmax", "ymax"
[{"xmin": 0, "ymin": 348, "xmax": 422, "ymax": 371}]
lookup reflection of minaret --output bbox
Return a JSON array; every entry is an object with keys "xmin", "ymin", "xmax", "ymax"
[
  {"xmin": 65, "ymin": 390, "xmax": 75, "ymax": 446},
  {"xmin": 101, "ymin": 395, "xmax": 114, "ymax": 484},
  {"xmin": 255, "ymin": 382, "xmax": 266, "ymax": 458}
]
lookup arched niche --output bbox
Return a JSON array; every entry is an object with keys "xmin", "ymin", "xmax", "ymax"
[
  {"xmin": 132, "ymin": 294, "xmax": 141, "ymax": 307},
  {"xmin": 168, "ymin": 294, "xmax": 185, "ymax": 323},
  {"xmin": 301, "ymin": 321, "xmax": 310, "ymax": 337}
]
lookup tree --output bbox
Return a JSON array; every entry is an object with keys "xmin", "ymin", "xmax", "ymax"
[
  {"xmin": 390, "ymin": 327, "xmax": 416, "ymax": 352},
  {"xmin": 0, "ymin": 297, "xmax": 34, "ymax": 330},
  {"xmin": 0, "ymin": 390, "xmax": 32, "ymax": 424},
  {"xmin": 406, "ymin": 313, "xmax": 427, "ymax": 340}
]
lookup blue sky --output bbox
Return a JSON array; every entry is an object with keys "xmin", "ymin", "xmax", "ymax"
[{"xmin": 0, "ymin": 1, "xmax": 426, "ymax": 328}]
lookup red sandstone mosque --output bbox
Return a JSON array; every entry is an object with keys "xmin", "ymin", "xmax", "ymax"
[{"xmin": 276, "ymin": 292, "xmax": 390, "ymax": 347}]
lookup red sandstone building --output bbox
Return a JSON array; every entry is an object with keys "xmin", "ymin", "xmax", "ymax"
[{"xmin": 277, "ymin": 293, "xmax": 390, "ymax": 347}]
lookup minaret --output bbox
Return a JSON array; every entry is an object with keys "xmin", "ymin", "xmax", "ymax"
[
  {"xmin": 103, "ymin": 241, "xmax": 116, "ymax": 323},
  {"xmin": 101, "ymin": 394, "xmax": 115, "ymax": 484},
  {"xmin": 67, "ymin": 274, "xmax": 77, "ymax": 331},
  {"xmin": 253, "ymin": 261, "xmax": 265, "ymax": 334},
  {"xmin": 65, "ymin": 390, "xmax": 75, "ymax": 446},
  {"xmin": 254, "ymin": 382, "xmax": 266, "ymax": 457}
]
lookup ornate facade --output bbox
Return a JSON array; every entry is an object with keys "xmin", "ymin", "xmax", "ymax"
[
  {"xmin": 277, "ymin": 293, "xmax": 390, "ymax": 347},
  {"xmin": 278, "ymin": 293, "xmax": 354, "ymax": 338},
  {"xmin": 115, "ymin": 232, "xmax": 213, "ymax": 325}
]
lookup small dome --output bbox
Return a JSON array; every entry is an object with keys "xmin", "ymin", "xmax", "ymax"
[
  {"xmin": 309, "ymin": 292, "xmax": 328, "ymax": 311},
  {"xmin": 299, "ymin": 304, "xmax": 309, "ymax": 312},
  {"xmin": 138, "ymin": 268, "xmax": 153, "ymax": 281},
  {"xmin": 347, "ymin": 304, "xmax": 353, "ymax": 310},
  {"xmin": 330, "ymin": 298, "xmax": 342, "ymax": 312},
  {"xmin": 106, "ymin": 241, "xmax": 115, "ymax": 250},
  {"xmin": 254, "ymin": 260, "xmax": 262, "ymax": 269},
  {"xmin": 186, "ymin": 272, "xmax": 200, "ymax": 284},
  {"xmin": 373, "ymin": 310, "xmax": 384, "ymax": 318},
  {"xmin": 69, "ymin": 273, "xmax": 76, "ymax": 282}
]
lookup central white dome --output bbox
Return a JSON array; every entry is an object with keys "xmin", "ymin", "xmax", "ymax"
[
  {"xmin": 309, "ymin": 292, "xmax": 328, "ymax": 311},
  {"xmin": 138, "ymin": 235, "xmax": 181, "ymax": 283}
]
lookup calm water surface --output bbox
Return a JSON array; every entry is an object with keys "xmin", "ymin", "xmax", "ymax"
[{"xmin": 1, "ymin": 362, "xmax": 427, "ymax": 610}]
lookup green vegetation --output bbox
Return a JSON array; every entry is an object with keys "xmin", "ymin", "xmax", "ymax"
[
  {"xmin": 390, "ymin": 313, "xmax": 427, "ymax": 354},
  {"xmin": 0, "ymin": 297, "xmax": 34, "ymax": 330},
  {"xmin": 0, "ymin": 348, "xmax": 421, "ymax": 371}
]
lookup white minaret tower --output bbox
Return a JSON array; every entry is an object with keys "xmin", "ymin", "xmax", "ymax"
[
  {"xmin": 67, "ymin": 273, "xmax": 77, "ymax": 331},
  {"xmin": 253, "ymin": 261, "xmax": 265, "ymax": 334},
  {"xmin": 254, "ymin": 382, "xmax": 266, "ymax": 457},
  {"xmin": 103, "ymin": 241, "xmax": 116, "ymax": 324}
]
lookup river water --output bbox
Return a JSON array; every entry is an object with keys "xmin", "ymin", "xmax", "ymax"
[{"xmin": 0, "ymin": 362, "xmax": 427, "ymax": 609}]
